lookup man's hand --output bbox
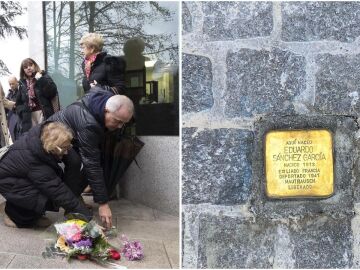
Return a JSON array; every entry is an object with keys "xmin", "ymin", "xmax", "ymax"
[{"xmin": 98, "ymin": 203, "xmax": 112, "ymax": 229}]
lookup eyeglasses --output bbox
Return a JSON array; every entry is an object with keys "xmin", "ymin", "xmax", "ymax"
[{"xmin": 56, "ymin": 144, "xmax": 73, "ymax": 153}]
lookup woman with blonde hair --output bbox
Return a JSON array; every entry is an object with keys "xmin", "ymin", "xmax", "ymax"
[
  {"xmin": 0, "ymin": 82, "xmax": 15, "ymax": 146},
  {"xmin": 16, "ymin": 58, "xmax": 59, "ymax": 137},
  {"xmin": 0, "ymin": 121, "xmax": 92, "ymax": 228},
  {"xmin": 80, "ymin": 32, "xmax": 126, "ymax": 94}
]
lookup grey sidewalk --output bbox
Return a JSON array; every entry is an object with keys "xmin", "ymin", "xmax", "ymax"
[{"xmin": 0, "ymin": 195, "xmax": 179, "ymax": 269}]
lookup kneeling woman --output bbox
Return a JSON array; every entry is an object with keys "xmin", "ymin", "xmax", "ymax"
[{"xmin": 0, "ymin": 122, "xmax": 92, "ymax": 228}]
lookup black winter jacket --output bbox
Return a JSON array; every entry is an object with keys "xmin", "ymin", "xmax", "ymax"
[
  {"xmin": 82, "ymin": 52, "xmax": 126, "ymax": 94},
  {"xmin": 0, "ymin": 123, "xmax": 92, "ymax": 218},
  {"xmin": 16, "ymin": 72, "xmax": 58, "ymax": 134},
  {"xmin": 49, "ymin": 88, "xmax": 112, "ymax": 204}
]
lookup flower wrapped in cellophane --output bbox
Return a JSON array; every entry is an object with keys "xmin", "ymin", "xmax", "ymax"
[
  {"xmin": 121, "ymin": 234, "xmax": 144, "ymax": 261},
  {"xmin": 43, "ymin": 219, "xmax": 123, "ymax": 268}
]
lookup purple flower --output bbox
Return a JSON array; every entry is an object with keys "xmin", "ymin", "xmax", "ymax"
[
  {"xmin": 121, "ymin": 235, "xmax": 144, "ymax": 261},
  {"xmin": 73, "ymin": 238, "xmax": 93, "ymax": 248}
]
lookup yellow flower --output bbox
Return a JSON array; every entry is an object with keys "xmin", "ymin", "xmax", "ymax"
[
  {"xmin": 65, "ymin": 219, "xmax": 87, "ymax": 227},
  {"xmin": 56, "ymin": 235, "xmax": 70, "ymax": 253}
]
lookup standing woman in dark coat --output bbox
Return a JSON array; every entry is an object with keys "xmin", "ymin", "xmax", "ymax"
[
  {"xmin": 0, "ymin": 122, "xmax": 92, "ymax": 228},
  {"xmin": 80, "ymin": 33, "xmax": 126, "ymax": 95},
  {"xmin": 16, "ymin": 58, "xmax": 59, "ymax": 136}
]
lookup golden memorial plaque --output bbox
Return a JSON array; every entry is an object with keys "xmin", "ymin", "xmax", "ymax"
[{"xmin": 265, "ymin": 129, "xmax": 334, "ymax": 198}]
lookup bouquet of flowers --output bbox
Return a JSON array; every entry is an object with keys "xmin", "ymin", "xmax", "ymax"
[
  {"xmin": 43, "ymin": 219, "xmax": 121, "ymax": 267},
  {"xmin": 42, "ymin": 218, "xmax": 144, "ymax": 268}
]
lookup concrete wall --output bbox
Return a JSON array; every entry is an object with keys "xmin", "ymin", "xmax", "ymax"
[
  {"xmin": 28, "ymin": 2, "xmax": 179, "ymax": 216},
  {"xmin": 182, "ymin": 2, "xmax": 360, "ymax": 268},
  {"xmin": 122, "ymin": 136, "xmax": 179, "ymax": 215}
]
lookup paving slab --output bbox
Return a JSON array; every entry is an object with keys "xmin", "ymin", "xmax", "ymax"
[
  {"xmin": 109, "ymin": 238, "xmax": 172, "ymax": 269},
  {"xmin": 7, "ymin": 254, "xmax": 105, "ymax": 269},
  {"xmin": 116, "ymin": 219, "xmax": 179, "ymax": 242},
  {"xmin": 109, "ymin": 202, "xmax": 156, "ymax": 221},
  {"xmin": 84, "ymin": 197, "xmax": 157, "ymax": 221},
  {"xmin": 0, "ymin": 222, "xmax": 50, "ymax": 257},
  {"xmin": 0, "ymin": 253, "xmax": 15, "ymax": 268},
  {"xmin": 0, "ymin": 197, "xmax": 179, "ymax": 269},
  {"xmin": 154, "ymin": 209, "xmax": 178, "ymax": 221},
  {"xmin": 164, "ymin": 240, "xmax": 180, "ymax": 269}
]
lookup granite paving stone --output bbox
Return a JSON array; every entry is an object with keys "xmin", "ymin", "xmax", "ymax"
[
  {"xmin": 225, "ymin": 48, "xmax": 306, "ymax": 117},
  {"xmin": 315, "ymin": 53, "xmax": 360, "ymax": 115},
  {"xmin": 282, "ymin": 2, "xmax": 360, "ymax": 42},
  {"xmin": 197, "ymin": 214, "xmax": 275, "ymax": 268},
  {"xmin": 290, "ymin": 215, "xmax": 352, "ymax": 268},
  {"xmin": 182, "ymin": 53, "xmax": 213, "ymax": 113},
  {"xmin": 202, "ymin": 2, "xmax": 273, "ymax": 40},
  {"xmin": 182, "ymin": 2, "xmax": 192, "ymax": 33},
  {"xmin": 182, "ymin": 128, "xmax": 253, "ymax": 205}
]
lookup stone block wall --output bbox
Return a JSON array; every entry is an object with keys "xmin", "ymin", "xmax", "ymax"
[{"xmin": 182, "ymin": 2, "xmax": 360, "ymax": 268}]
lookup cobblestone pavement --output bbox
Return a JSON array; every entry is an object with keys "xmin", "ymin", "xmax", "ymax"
[{"xmin": 0, "ymin": 195, "xmax": 179, "ymax": 269}]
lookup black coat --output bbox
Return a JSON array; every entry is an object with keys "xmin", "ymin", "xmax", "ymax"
[
  {"xmin": 6, "ymin": 88, "xmax": 18, "ymax": 102},
  {"xmin": 82, "ymin": 52, "xmax": 126, "ymax": 94},
  {"xmin": 0, "ymin": 123, "xmax": 91, "ymax": 218},
  {"xmin": 49, "ymin": 88, "xmax": 111, "ymax": 204},
  {"xmin": 16, "ymin": 72, "xmax": 58, "ymax": 134}
]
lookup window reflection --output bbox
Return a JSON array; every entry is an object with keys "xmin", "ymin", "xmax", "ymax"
[{"xmin": 45, "ymin": 1, "xmax": 179, "ymax": 135}]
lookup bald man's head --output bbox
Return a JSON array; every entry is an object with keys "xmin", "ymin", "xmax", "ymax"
[
  {"xmin": 104, "ymin": 95, "xmax": 134, "ymax": 131},
  {"xmin": 8, "ymin": 76, "xmax": 18, "ymax": 91}
]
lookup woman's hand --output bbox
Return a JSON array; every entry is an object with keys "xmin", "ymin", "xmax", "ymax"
[
  {"xmin": 90, "ymin": 80, "xmax": 98, "ymax": 88},
  {"xmin": 35, "ymin": 72, "xmax": 42, "ymax": 80}
]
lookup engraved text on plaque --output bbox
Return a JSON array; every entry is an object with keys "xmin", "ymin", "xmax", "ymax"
[{"xmin": 265, "ymin": 129, "xmax": 334, "ymax": 198}]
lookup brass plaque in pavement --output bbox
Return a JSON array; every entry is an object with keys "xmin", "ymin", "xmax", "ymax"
[{"xmin": 265, "ymin": 129, "xmax": 334, "ymax": 198}]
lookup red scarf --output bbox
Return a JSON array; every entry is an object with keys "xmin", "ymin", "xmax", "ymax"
[
  {"xmin": 26, "ymin": 78, "xmax": 39, "ymax": 109},
  {"xmin": 84, "ymin": 54, "xmax": 98, "ymax": 79}
]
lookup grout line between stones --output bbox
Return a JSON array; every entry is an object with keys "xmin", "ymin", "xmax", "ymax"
[
  {"xmin": 162, "ymin": 240, "xmax": 173, "ymax": 269},
  {"xmin": 5, "ymin": 254, "xmax": 16, "ymax": 269}
]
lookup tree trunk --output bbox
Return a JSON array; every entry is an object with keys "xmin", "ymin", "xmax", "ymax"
[
  {"xmin": 69, "ymin": 1, "xmax": 75, "ymax": 80},
  {"xmin": 88, "ymin": 2, "xmax": 96, "ymax": 32},
  {"xmin": 53, "ymin": 2, "xmax": 64, "ymax": 72},
  {"xmin": 53, "ymin": 2, "xmax": 57, "ymax": 71}
]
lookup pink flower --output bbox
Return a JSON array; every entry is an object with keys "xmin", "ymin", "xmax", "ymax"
[
  {"xmin": 121, "ymin": 235, "xmax": 144, "ymax": 261},
  {"xmin": 74, "ymin": 233, "xmax": 83, "ymax": 242},
  {"xmin": 59, "ymin": 224, "xmax": 83, "ymax": 243}
]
